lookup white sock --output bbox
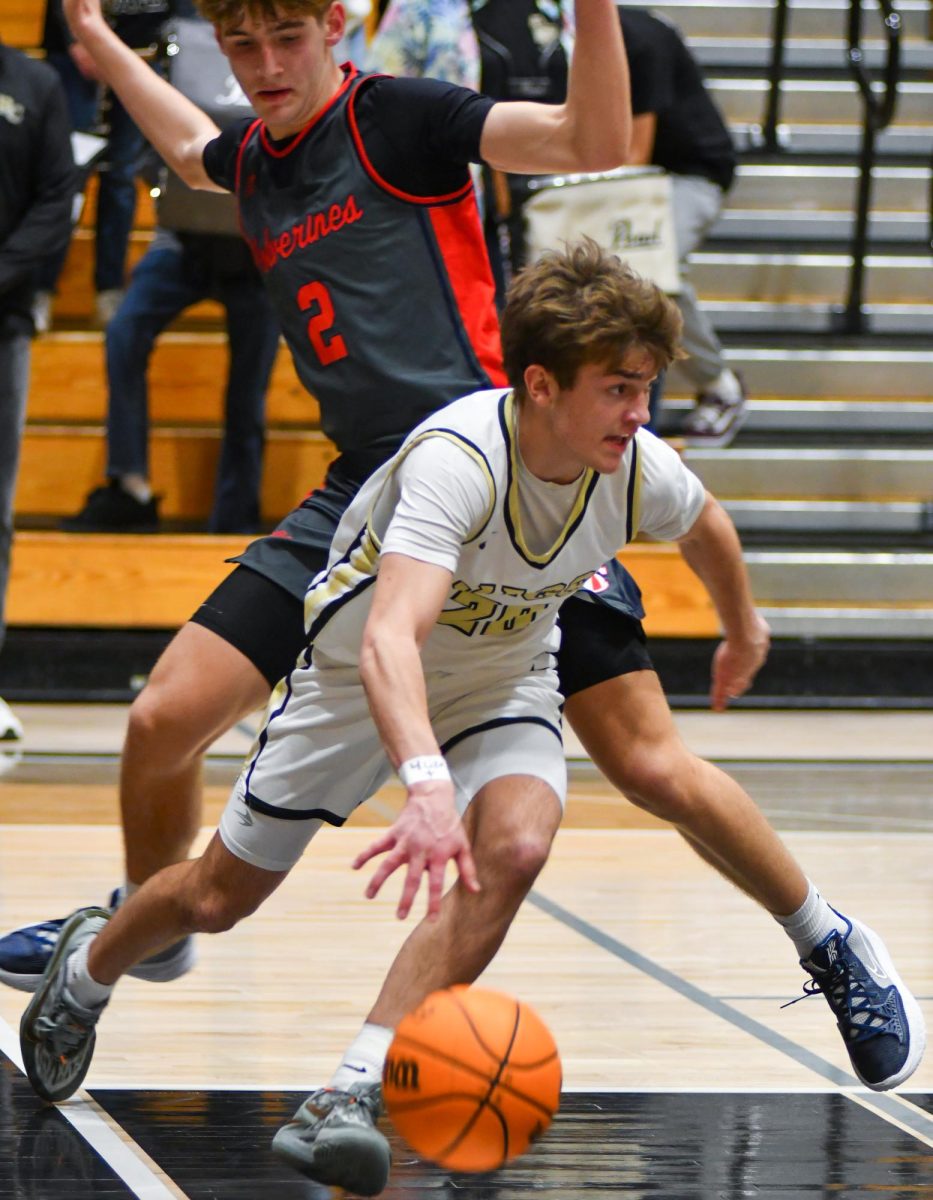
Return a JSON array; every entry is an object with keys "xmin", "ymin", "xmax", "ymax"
[
  {"xmin": 119, "ymin": 474, "xmax": 153, "ymax": 504},
  {"xmin": 65, "ymin": 939, "xmax": 114, "ymax": 1010},
  {"xmin": 705, "ymin": 368, "xmax": 743, "ymax": 404},
  {"xmin": 329, "ymin": 1022, "xmax": 395, "ymax": 1090},
  {"xmin": 774, "ymin": 880, "xmax": 844, "ymax": 959}
]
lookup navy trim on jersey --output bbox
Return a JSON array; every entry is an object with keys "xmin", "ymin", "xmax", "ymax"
[
  {"xmin": 242, "ymin": 791, "xmax": 349, "ymax": 826},
  {"xmin": 625, "ymin": 437, "xmax": 639, "ymax": 544},
  {"xmin": 498, "ymin": 393, "xmax": 602, "ymax": 571},
  {"xmin": 440, "ymin": 714, "xmax": 562, "ymax": 756},
  {"xmin": 305, "ymin": 543, "xmax": 379, "ymax": 646}
]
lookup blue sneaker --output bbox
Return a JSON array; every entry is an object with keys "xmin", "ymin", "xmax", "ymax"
[
  {"xmin": 797, "ymin": 913, "xmax": 926, "ymax": 1090},
  {"xmin": 0, "ymin": 889, "xmax": 195, "ymax": 994}
]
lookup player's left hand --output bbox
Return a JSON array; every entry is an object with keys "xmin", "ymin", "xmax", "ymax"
[
  {"xmin": 353, "ymin": 783, "xmax": 480, "ymax": 920},
  {"xmin": 709, "ymin": 612, "xmax": 771, "ymax": 711}
]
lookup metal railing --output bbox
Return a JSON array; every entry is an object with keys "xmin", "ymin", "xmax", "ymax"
[
  {"xmin": 760, "ymin": 0, "xmax": 904, "ymax": 334},
  {"xmin": 835, "ymin": 0, "xmax": 903, "ymax": 333}
]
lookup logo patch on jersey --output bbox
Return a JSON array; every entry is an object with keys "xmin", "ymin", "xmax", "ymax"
[
  {"xmin": 582, "ymin": 566, "xmax": 611, "ymax": 594},
  {"xmin": 0, "ymin": 93, "xmax": 25, "ymax": 126},
  {"xmin": 245, "ymin": 193, "xmax": 364, "ymax": 273}
]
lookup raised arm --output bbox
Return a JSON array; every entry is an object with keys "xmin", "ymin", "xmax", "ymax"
[
  {"xmin": 63, "ymin": 0, "xmax": 223, "ymax": 189},
  {"xmin": 676, "ymin": 492, "xmax": 772, "ymax": 711},
  {"xmin": 355, "ymin": 552, "xmax": 479, "ymax": 920},
  {"xmin": 479, "ymin": 0, "xmax": 631, "ymax": 175}
]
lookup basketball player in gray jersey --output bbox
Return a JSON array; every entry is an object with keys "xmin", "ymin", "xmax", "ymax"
[
  {"xmin": 6, "ymin": 0, "xmax": 923, "ymax": 1169},
  {"xmin": 20, "ymin": 243, "xmax": 925, "ymax": 1196}
]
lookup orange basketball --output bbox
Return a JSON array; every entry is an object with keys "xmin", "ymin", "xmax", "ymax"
[{"xmin": 383, "ymin": 985, "xmax": 561, "ymax": 1172}]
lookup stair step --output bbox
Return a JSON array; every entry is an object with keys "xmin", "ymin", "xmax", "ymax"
[
  {"xmin": 732, "ymin": 122, "xmax": 933, "ymax": 158},
  {"xmin": 650, "ymin": 0, "xmax": 932, "ymax": 43},
  {"xmin": 691, "ymin": 252, "xmax": 933, "ymax": 304},
  {"xmin": 28, "ymin": 333, "xmax": 314, "ymax": 426},
  {"xmin": 15, "ymin": 426, "xmax": 336, "ymax": 522},
  {"xmin": 746, "ymin": 549, "xmax": 933, "ymax": 603},
  {"xmin": 658, "ymin": 396, "xmax": 933, "ymax": 434},
  {"xmin": 712, "ymin": 78, "xmax": 933, "ymax": 126},
  {"xmin": 690, "ymin": 37, "xmax": 933, "ymax": 73},
  {"xmin": 668, "ymin": 346, "xmax": 933, "ymax": 398},
  {"xmin": 759, "ymin": 604, "xmax": 933, "ymax": 637},
  {"xmin": 700, "ymin": 300, "xmax": 933, "ymax": 335},
  {"xmin": 684, "ymin": 446, "xmax": 933, "ymax": 499},
  {"xmin": 723, "ymin": 498, "xmax": 933, "ymax": 535},
  {"xmin": 729, "ymin": 164, "xmax": 931, "ymax": 213},
  {"xmin": 5, "ymin": 535, "xmax": 720, "ymax": 637},
  {"xmin": 712, "ymin": 210, "xmax": 929, "ymax": 243}
]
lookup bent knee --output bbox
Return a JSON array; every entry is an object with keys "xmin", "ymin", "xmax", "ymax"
[
  {"xmin": 183, "ymin": 885, "xmax": 262, "ymax": 935},
  {"xmin": 614, "ymin": 749, "xmax": 701, "ymax": 823},
  {"xmin": 126, "ymin": 682, "xmax": 211, "ymax": 762},
  {"xmin": 482, "ymin": 830, "xmax": 553, "ymax": 892}
]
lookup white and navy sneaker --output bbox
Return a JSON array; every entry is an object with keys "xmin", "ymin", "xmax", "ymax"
[
  {"xmin": 0, "ymin": 888, "xmax": 195, "ymax": 993},
  {"xmin": 272, "ymin": 1082, "xmax": 390, "ymax": 1195},
  {"xmin": 795, "ymin": 912, "xmax": 926, "ymax": 1090},
  {"xmin": 20, "ymin": 906, "xmax": 111, "ymax": 1103}
]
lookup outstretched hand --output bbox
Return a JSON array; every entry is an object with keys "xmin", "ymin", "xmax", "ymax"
[
  {"xmin": 353, "ymin": 783, "xmax": 480, "ymax": 920},
  {"xmin": 709, "ymin": 613, "xmax": 772, "ymax": 711},
  {"xmin": 63, "ymin": 0, "xmax": 107, "ymax": 42}
]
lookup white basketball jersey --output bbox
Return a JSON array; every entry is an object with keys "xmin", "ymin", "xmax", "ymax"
[{"xmin": 303, "ymin": 388, "xmax": 704, "ymax": 681}]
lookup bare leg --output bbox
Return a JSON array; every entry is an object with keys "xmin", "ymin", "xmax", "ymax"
[
  {"xmin": 88, "ymin": 832, "xmax": 287, "ymax": 984},
  {"xmin": 565, "ymin": 670, "xmax": 808, "ymax": 916},
  {"xmin": 120, "ymin": 623, "xmax": 270, "ymax": 884},
  {"xmin": 366, "ymin": 774, "xmax": 562, "ymax": 1027}
]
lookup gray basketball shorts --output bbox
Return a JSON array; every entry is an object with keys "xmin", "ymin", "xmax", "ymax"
[{"xmin": 219, "ymin": 659, "xmax": 567, "ymax": 873}]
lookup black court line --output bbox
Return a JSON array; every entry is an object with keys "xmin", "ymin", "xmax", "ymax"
[{"xmin": 529, "ymin": 889, "xmax": 933, "ymax": 1143}]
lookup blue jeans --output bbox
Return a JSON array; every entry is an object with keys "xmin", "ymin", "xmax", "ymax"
[
  {"xmin": 39, "ymin": 55, "xmax": 143, "ymax": 294},
  {"xmin": 106, "ymin": 243, "xmax": 280, "ymax": 533},
  {"xmin": 0, "ymin": 335, "xmax": 30, "ymax": 653}
]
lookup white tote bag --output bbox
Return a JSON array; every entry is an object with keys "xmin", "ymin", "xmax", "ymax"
[{"xmin": 523, "ymin": 167, "xmax": 681, "ymax": 294}]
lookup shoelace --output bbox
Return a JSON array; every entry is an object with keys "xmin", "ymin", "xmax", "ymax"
[
  {"xmin": 34, "ymin": 1005, "xmax": 95, "ymax": 1055},
  {"xmin": 782, "ymin": 961, "xmax": 901, "ymax": 1044}
]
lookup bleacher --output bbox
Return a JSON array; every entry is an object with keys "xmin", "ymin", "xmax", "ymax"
[{"xmin": 3, "ymin": 0, "xmax": 932, "ymax": 705}]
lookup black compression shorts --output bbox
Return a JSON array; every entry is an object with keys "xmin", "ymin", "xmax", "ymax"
[{"xmin": 191, "ymin": 561, "xmax": 654, "ymax": 696}]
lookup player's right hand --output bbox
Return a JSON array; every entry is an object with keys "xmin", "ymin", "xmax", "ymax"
[
  {"xmin": 63, "ymin": 0, "xmax": 106, "ymax": 41},
  {"xmin": 353, "ymin": 783, "xmax": 481, "ymax": 921}
]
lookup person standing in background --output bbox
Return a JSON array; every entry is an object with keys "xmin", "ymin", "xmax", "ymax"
[{"xmin": 0, "ymin": 32, "xmax": 76, "ymax": 739}]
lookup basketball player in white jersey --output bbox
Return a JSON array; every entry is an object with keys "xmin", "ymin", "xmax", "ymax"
[{"xmin": 22, "ymin": 242, "xmax": 924, "ymax": 1194}]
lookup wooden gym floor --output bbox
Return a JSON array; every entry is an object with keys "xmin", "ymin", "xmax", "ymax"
[{"xmin": 0, "ymin": 704, "xmax": 931, "ymax": 1198}]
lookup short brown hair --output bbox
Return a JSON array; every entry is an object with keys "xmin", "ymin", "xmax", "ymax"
[
  {"xmin": 198, "ymin": 0, "xmax": 332, "ymax": 27},
  {"xmin": 500, "ymin": 238, "xmax": 683, "ymax": 392}
]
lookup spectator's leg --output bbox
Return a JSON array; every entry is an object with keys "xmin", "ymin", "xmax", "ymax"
[
  {"xmin": 210, "ymin": 278, "xmax": 279, "ymax": 533},
  {"xmin": 0, "ymin": 335, "xmax": 31, "ymax": 654},
  {"xmin": 105, "ymin": 245, "xmax": 201, "ymax": 484},
  {"xmin": 94, "ymin": 92, "xmax": 143, "ymax": 299},
  {"xmin": 671, "ymin": 174, "xmax": 727, "ymax": 390}
]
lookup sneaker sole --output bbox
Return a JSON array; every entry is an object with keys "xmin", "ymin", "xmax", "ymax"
[
  {"xmin": 682, "ymin": 405, "xmax": 749, "ymax": 450},
  {"xmin": 272, "ymin": 1125, "xmax": 391, "ymax": 1196},
  {"xmin": 851, "ymin": 920, "xmax": 927, "ymax": 1091},
  {"xmin": 20, "ymin": 907, "xmax": 111, "ymax": 1103},
  {"xmin": 0, "ymin": 967, "xmax": 44, "ymax": 994}
]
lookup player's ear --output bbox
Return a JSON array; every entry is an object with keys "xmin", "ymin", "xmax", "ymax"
[
  {"xmin": 322, "ymin": 1, "xmax": 347, "ymax": 47},
  {"xmin": 523, "ymin": 364, "xmax": 558, "ymax": 409}
]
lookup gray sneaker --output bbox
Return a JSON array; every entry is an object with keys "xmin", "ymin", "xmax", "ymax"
[
  {"xmin": 19, "ymin": 906, "xmax": 110, "ymax": 1103},
  {"xmin": 682, "ymin": 378, "xmax": 748, "ymax": 448},
  {"xmin": 272, "ymin": 1081, "xmax": 390, "ymax": 1195}
]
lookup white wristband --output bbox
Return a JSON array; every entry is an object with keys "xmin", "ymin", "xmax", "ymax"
[{"xmin": 398, "ymin": 755, "xmax": 450, "ymax": 787}]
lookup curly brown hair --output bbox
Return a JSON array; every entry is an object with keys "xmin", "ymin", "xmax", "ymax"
[
  {"xmin": 501, "ymin": 238, "xmax": 684, "ymax": 393},
  {"xmin": 197, "ymin": 0, "xmax": 333, "ymax": 27}
]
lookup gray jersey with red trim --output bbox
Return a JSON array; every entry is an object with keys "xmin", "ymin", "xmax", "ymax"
[{"xmin": 233, "ymin": 66, "xmax": 505, "ymax": 466}]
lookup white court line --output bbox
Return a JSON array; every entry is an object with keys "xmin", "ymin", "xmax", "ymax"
[{"xmin": 0, "ymin": 1015, "xmax": 190, "ymax": 1200}]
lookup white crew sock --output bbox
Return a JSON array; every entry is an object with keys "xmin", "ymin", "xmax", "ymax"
[
  {"xmin": 774, "ymin": 880, "xmax": 845, "ymax": 959},
  {"xmin": 330, "ymin": 1022, "xmax": 395, "ymax": 1090},
  {"xmin": 119, "ymin": 474, "xmax": 153, "ymax": 504},
  {"xmin": 65, "ymin": 938, "xmax": 114, "ymax": 1009}
]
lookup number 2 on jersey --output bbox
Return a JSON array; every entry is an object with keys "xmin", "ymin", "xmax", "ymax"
[{"xmin": 297, "ymin": 281, "xmax": 348, "ymax": 366}]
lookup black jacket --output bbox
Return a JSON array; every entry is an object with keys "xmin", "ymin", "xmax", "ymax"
[{"xmin": 0, "ymin": 42, "xmax": 76, "ymax": 336}]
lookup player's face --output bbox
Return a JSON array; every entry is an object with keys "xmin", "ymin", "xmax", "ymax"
[
  {"xmin": 216, "ymin": 4, "xmax": 345, "ymax": 137},
  {"xmin": 531, "ymin": 351, "xmax": 655, "ymax": 482}
]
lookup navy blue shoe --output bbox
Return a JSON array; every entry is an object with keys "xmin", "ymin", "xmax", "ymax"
[
  {"xmin": 0, "ymin": 920, "xmax": 65, "ymax": 993},
  {"xmin": 796, "ymin": 913, "xmax": 926, "ymax": 1090},
  {"xmin": 0, "ymin": 889, "xmax": 196, "ymax": 994}
]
